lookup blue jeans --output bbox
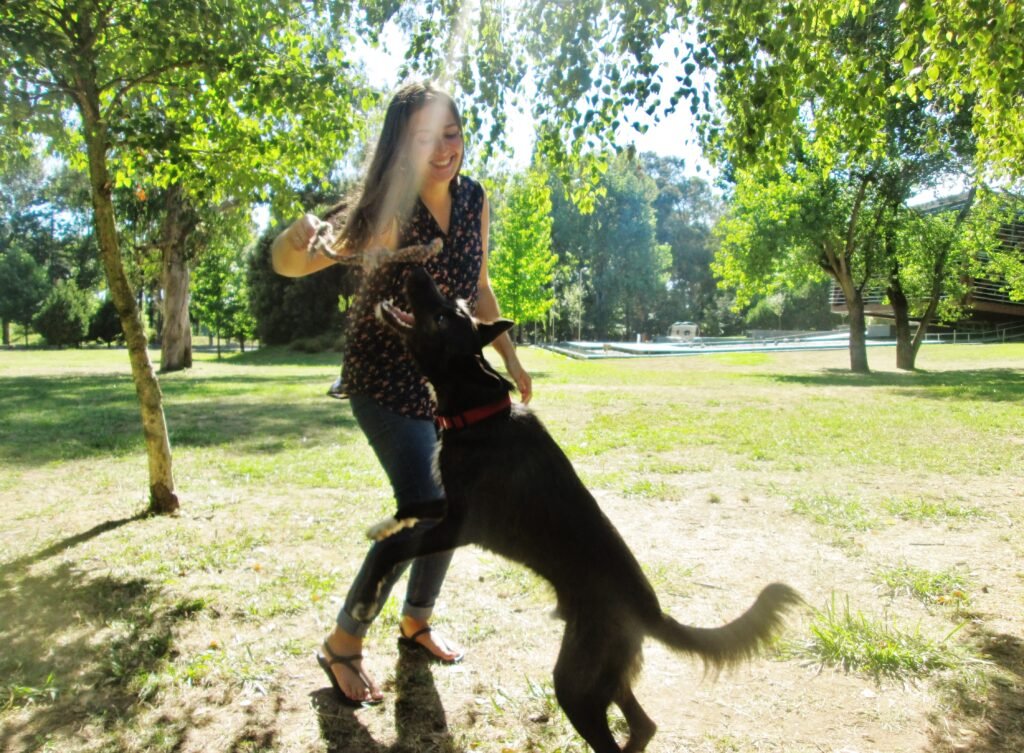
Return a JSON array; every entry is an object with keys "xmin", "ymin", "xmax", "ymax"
[{"xmin": 337, "ymin": 394, "xmax": 453, "ymax": 638}]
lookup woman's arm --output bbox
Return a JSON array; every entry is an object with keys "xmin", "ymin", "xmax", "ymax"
[
  {"xmin": 477, "ymin": 193, "xmax": 533, "ymax": 404},
  {"xmin": 272, "ymin": 214, "xmax": 401, "ymax": 278}
]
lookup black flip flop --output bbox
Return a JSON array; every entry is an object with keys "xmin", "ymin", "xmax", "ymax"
[
  {"xmin": 398, "ymin": 626, "xmax": 465, "ymax": 665},
  {"xmin": 315, "ymin": 642, "xmax": 382, "ymax": 707}
]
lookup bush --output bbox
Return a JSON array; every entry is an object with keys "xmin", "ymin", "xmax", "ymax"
[
  {"xmin": 88, "ymin": 297, "xmax": 123, "ymax": 345},
  {"xmin": 33, "ymin": 281, "xmax": 93, "ymax": 347},
  {"xmin": 247, "ymin": 230, "xmax": 356, "ymax": 346}
]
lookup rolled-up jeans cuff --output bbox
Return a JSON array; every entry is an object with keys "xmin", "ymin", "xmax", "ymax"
[
  {"xmin": 336, "ymin": 610, "xmax": 371, "ymax": 639},
  {"xmin": 402, "ymin": 602, "xmax": 434, "ymax": 623}
]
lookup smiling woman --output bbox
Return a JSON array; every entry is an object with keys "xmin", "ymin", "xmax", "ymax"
[{"xmin": 268, "ymin": 80, "xmax": 531, "ymax": 708}]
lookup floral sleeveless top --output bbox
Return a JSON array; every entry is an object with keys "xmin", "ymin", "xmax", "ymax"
[{"xmin": 337, "ymin": 176, "xmax": 485, "ymax": 419}]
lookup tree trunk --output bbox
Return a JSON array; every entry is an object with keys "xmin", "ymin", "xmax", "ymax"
[
  {"xmin": 840, "ymin": 282, "xmax": 870, "ymax": 374},
  {"xmin": 831, "ymin": 267, "xmax": 871, "ymax": 373},
  {"xmin": 159, "ymin": 185, "xmax": 196, "ymax": 373},
  {"xmin": 81, "ymin": 108, "xmax": 178, "ymax": 514},
  {"xmin": 160, "ymin": 253, "xmax": 191, "ymax": 371},
  {"xmin": 888, "ymin": 280, "xmax": 917, "ymax": 370},
  {"xmin": 2, "ymin": 319, "xmax": 9, "ymax": 346}
]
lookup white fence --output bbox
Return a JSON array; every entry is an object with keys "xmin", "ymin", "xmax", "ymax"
[{"xmin": 922, "ymin": 321, "xmax": 1024, "ymax": 344}]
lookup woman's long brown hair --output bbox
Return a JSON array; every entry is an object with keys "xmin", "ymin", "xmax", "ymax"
[{"xmin": 326, "ymin": 82, "xmax": 463, "ymax": 253}]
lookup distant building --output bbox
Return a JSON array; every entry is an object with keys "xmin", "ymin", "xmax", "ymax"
[{"xmin": 668, "ymin": 321, "xmax": 699, "ymax": 340}]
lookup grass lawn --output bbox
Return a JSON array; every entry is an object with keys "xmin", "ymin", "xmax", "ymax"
[{"xmin": 1, "ymin": 342, "xmax": 1022, "ymax": 753}]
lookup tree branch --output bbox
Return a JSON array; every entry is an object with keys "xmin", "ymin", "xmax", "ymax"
[
  {"xmin": 821, "ymin": 236, "xmax": 842, "ymax": 277},
  {"xmin": 106, "ymin": 59, "xmax": 203, "ymax": 117},
  {"xmin": 12, "ymin": 72, "xmax": 74, "ymax": 99},
  {"xmin": 859, "ymin": 194, "xmax": 891, "ymax": 288},
  {"xmin": 843, "ymin": 170, "xmax": 874, "ymax": 270}
]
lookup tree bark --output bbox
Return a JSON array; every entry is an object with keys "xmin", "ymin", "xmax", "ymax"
[
  {"xmin": 80, "ymin": 102, "xmax": 178, "ymax": 514},
  {"xmin": 835, "ymin": 275, "xmax": 870, "ymax": 373},
  {"xmin": 831, "ymin": 174, "xmax": 872, "ymax": 374},
  {"xmin": 888, "ymin": 279, "xmax": 917, "ymax": 370},
  {"xmin": 159, "ymin": 185, "xmax": 196, "ymax": 373},
  {"xmin": 847, "ymin": 293, "xmax": 870, "ymax": 374}
]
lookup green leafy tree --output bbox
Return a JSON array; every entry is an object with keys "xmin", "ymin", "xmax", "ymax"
[
  {"xmin": 192, "ymin": 244, "xmax": 254, "ymax": 357},
  {"xmin": 551, "ymin": 155, "xmax": 670, "ymax": 339},
  {"xmin": 701, "ymin": 289, "xmax": 747, "ymax": 336},
  {"xmin": 0, "ymin": 248, "xmax": 48, "ymax": 345},
  {"xmin": 743, "ymin": 280, "xmax": 840, "ymax": 333},
  {"xmin": 550, "ymin": 255, "xmax": 588, "ymax": 341},
  {"xmin": 982, "ymin": 198, "xmax": 1024, "ymax": 301},
  {"xmin": 228, "ymin": 300, "xmax": 258, "ymax": 353},
  {"xmin": 1, "ymin": 0, "xmax": 369, "ymax": 512},
  {"xmin": 709, "ymin": 0, "xmax": 979, "ymax": 372},
  {"xmin": 893, "ymin": 0, "xmax": 1024, "ymax": 181},
  {"xmin": 32, "ymin": 280, "xmax": 93, "ymax": 347},
  {"xmin": 39, "ymin": 166, "xmax": 103, "ymax": 290},
  {"xmin": 715, "ymin": 163, "xmax": 888, "ymax": 372},
  {"xmin": 887, "ymin": 190, "xmax": 1022, "ymax": 365},
  {"xmin": 643, "ymin": 155, "xmax": 722, "ymax": 334},
  {"xmin": 340, "ymin": 3, "xmax": 1018, "ymax": 187},
  {"xmin": 323, "ymin": 0, "xmax": 1024, "ymax": 272},
  {"xmin": 545, "ymin": 155, "xmax": 720, "ymax": 340},
  {"xmin": 490, "ymin": 169, "xmax": 557, "ymax": 341},
  {"xmin": 885, "ymin": 192, "xmax": 971, "ymax": 369},
  {"xmin": 0, "ymin": 150, "xmax": 99, "ymax": 344},
  {"xmin": 122, "ymin": 23, "xmax": 370, "ymax": 373}
]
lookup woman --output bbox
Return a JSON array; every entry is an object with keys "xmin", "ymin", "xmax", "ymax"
[{"xmin": 272, "ymin": 81, "xmax": 532, "ymax": 705}]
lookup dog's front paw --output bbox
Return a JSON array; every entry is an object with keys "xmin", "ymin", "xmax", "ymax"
[{"xmin": 366, "ymin": 515, "xmax": 419, "ymax": 541}]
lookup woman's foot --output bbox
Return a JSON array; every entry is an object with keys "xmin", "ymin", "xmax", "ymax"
[
  {"xmin": 398, "ymin": 616, "xmax": 464, "ymax": 663},
  {"xmin": 320, "ymin": 627, "xmax": 384, "ymax": 704}
]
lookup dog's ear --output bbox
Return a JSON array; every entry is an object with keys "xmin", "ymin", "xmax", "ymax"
[{"xmin": 476, "ymin": 318, "xmax": 514, "ymax": 347}]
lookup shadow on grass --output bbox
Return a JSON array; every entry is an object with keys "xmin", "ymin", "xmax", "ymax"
[
  {"xmin": 0, "ymin": 516, "xmax": 197, "ymax": 752},
  {"xmin": 0, "ymin": 514, "xmax": 145, "ymax": 583},
  {"xmin": 312, "ymin": 647, "xmax": 460, "ymax": 753},
  {"xmin": 767, "ymin": 368, "xmax": 1024, "ymax": 402},
  {"xmin": 931, "ymin": 629, "xmax": 1024, "ymax": 753},
  {"xmin": 0, "ymin": 373, "xmax": 358, "ymax": 466}
]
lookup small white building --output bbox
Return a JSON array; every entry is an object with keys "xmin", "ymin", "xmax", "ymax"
[{"xmin": 668, "ymin": 321, "xmax": 699, "ymax": 340}]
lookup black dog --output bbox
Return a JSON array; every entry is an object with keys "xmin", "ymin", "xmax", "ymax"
[{"xmin": 362, "ymin": 266, "xmax": 801, "ymax": 753}]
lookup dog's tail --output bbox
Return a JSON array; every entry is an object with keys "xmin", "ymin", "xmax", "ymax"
[{"xmin": 651, "ymin": 583, "xmax": 803, "ymax": 672}]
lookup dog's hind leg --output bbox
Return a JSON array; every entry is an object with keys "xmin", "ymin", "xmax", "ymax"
[
  {"xmin": 552, "ymin": 635, "xmax": 623, "ymax": 753},
  {"xmin": 554, "ymin": 684, "xmax": 621, "ymax": 753},
  {"xmin": 617, "ymin": 687, "xmax": 656, "ymax": 753}
]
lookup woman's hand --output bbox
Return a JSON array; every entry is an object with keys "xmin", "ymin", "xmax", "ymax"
[
  {"xmin": 505, "ymin": 357, "xmax": 533, "ymax": 404},
  {"xmin": 271, "ymin": 214, "xmax": 338, "ymax": 277},
  {"xmin": 274, "ymin": 213, "xmax": 321, "ymax": 254}
]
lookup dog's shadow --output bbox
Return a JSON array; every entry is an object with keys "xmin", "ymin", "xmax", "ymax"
[{"xmin": 312, "ymin": 647, "xmax": 459, "ymax": 753}]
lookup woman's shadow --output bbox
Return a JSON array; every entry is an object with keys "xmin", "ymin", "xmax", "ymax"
[{"xmin": 311, "ymin": 645, "xmax": 461, "ymax": 753}]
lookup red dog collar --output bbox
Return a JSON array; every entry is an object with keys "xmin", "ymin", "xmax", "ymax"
[{"xmin": 436, "ymin": 394, "xmax": 512, "ymax": 431}]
